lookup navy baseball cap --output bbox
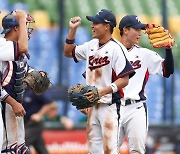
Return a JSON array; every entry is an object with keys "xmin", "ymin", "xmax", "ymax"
[
  {"xmin": 119, "ymin": 15, "xmax": 146, "ymax": 31},
  {"xmin": 1, "ymin": 12, "xmax": 19, "ymax": 34},
  {"xmin": 86, "ymin": 9, "xmax": 116, "ymax": 28}
]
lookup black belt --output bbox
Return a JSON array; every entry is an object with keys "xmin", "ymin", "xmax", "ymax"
[{"xmin": 125, "ymin": 99, "xmax": 141, "ymax": 106}]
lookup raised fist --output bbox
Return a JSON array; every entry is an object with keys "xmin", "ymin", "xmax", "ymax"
[
  {"xmin": 12, "ymin": 10, "xmax": 27, "ymax": 21},
  {"xmin": 69, "ymin": 16, "xmax": 81, "ymax": 29}
]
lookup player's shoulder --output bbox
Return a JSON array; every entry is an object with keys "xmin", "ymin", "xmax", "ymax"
[
  {"xmin": 111, "ymin": 38, "xmax": 122, "ymax": 46},
  {"xmin": 0, "ymin": 37, "xmax": 6, "ymax": 42},
  {"xmin": 110, "ymin": 38, "xmax": 127, "ymax": 51},
  {"xmin": 0, "ymin": 37, "xmax": 13, "ymax": 44}
]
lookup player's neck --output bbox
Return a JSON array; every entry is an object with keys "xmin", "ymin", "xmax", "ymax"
[
  {"xmin": 4, "ymin": 31, "xmax": 18, "ymax": 42},
  {"xmin": 99, "ymin": 36, "xmax": 112, "ymax": 46},
  {"xmin": 120, "ymin": 37, "xmax": 133, "ymax": 49},
  {"xmin": 99, "ymin": 33, "xmax": 112, "ymax": 44}
]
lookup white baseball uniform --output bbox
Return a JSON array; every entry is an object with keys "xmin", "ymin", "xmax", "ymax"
[
  {"xmin": 0, "ymin": 37, "xmax": 29, "ymax": 153},
  {"xmin": 0, "ymin": 37, "xmax": 20, "ymax": 152},
  {"xmin": 73, "ymin": 38, "xmax": 134, "ymax": 154},
  {"xmin": 119, "ymin": 44, "xmax": 172, "ymax": 153}
]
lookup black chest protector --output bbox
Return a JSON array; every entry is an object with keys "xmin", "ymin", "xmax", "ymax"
[{"xmin": 3, "ymin": 57, "xmax": 27, "ymax": 103}]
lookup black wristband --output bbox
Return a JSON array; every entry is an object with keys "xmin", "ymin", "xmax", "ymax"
[{"xmin": 66, "ymin": 38, "xmax": 75, "ymax": 44}]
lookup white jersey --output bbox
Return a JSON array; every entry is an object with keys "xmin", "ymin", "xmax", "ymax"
[
  {"xmin": 0, "ymin": 37, "xmax": 20, "ymax": 152},
  {"xmin": 0, "ymin": 38, "xmax": 19, "ymax": 61},
  {"xmin": 73, "ymin": 38, "xmax": 134, "ymax": 104},
  {"xmin": 121, "ymin": 44, "xmax": 164, "ymax": 104},
  {"xmin": 0, "ymin": 38, "xmax": 19, "ymax": 104}
]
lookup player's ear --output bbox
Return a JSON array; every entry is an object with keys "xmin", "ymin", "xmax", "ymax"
[
  {"xmin": 13, "ymin": 26, "xmax": 19, "ymax": 32},
  {"xmin": 105, "ymin": 24, "xmax": 110, "ymax": 31},
  {"xmin": 123, "ymin": 27, "xmax": 129, "ymax": 34}
]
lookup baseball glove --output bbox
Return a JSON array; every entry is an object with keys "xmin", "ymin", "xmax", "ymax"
[
  {"xmin": 23, "ymin": 71, "xmax": 50, "ymax": 95},
  {"xmin": 145, "ymin": 24, "xmax": 175, "ymax": 48},
  {"xmin": 68, "ymin": 84, "xmax": 100, "ymax": 110}
]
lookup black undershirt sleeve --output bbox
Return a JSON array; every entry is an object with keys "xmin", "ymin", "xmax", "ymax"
[{"xmin": 163, "ymin": 48, "xmax": 174, "ymax": 78}]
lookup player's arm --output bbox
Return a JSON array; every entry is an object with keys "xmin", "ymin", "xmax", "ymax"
[
  {"xmin": 84, "ymin": 75, "xmax": 129, "ymax": 99},
  {"xmin": 13, "ymin": 10, "xmax": 29, "ymax": 53},
  {"xmin": 4, "ymin": 96, "xmax": 26, "ymax": 117},
  {"xmin": 98, "ymin": 75, "xmax": 129, "ymax": 98},
  {"xmin": 64, "ymin": 16, "xmax": 81, "ymax": 58},
  {"xmin": 163, "ymin": 48, "xmax": 174, "ymax": 77},
  {"xmin": 60, "ymin": 116, "xmax": 74, "ymax": 130},
  {"xmin": 30, "ymin": 103, "xmax": 53, "ymax": 122},
  {"xmin": 0, "ymin": 88, "xmax": 26, "ymax": 116}
]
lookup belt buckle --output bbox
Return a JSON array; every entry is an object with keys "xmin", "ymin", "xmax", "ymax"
[{"xmin": 125, "ymin": 99, "xmax": 141, "ymax": 106}]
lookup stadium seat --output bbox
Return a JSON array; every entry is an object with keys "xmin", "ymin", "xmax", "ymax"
[
  {"xmin": 174, "ymin": 71, "xmax": 180, "ymax": 124},
  {"xmin": 10, "ymin": 2, "xmax": 28, "ymax": 11},
  {"xmin": 30, "ymin": 10, "xmax": 51, "ymax": 28},
  {"xmin": 75, "ymin": 27, "xmax": 91, "ymax": 44},
  {"xmin": 56, "ymin": 100, "xmax": 67, "ymax": 116},
  {"xmin": 37, "ymin": 0, "xmax": 59, "ymax": 23},
  {"xmin": 0, "ymin": 0, "xmax": 9, "ymax": 11},
  {"xmin": 149, "ymin": 16, "xmax": 162, "ymax": 25},
  {"xmin": 34, "ymin": 28, "xmax": 53, "ymax": 49},
  {"xmin": 146, "ymin": 75, "xmax": 164, "ymax": 124},
  {"xmin": 67, "ymin": 103, "xmax": 86, "ymax": 124},
  {"xmin": 168, "ymin": 16, "xmax": 180, "ymax": 34}
]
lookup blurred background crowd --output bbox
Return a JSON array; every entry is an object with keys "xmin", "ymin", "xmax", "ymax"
[{"xmin": 1, "ymin": 0, "xmax": 180, "ymax": 153}]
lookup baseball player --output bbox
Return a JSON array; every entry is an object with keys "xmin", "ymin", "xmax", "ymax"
[
  {"xmin": 64, "ymin": 9, "xmax": 135, "ymax": 154},
  {"xmin": 0, "ymin": 10, "xmax": 35, "ymax": 153},
  {"xmin": 0, "ymin": 10, "xmax": 29, "ymax": 152},
  {"xmin": 117, "ymin": 15, "xmax": 174, "ymax": 153}
]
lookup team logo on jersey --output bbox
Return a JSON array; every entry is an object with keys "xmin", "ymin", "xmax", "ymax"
[
  {"xmin": 88, "ymin": 55, "xmax": 110, "ymax": 71},
  {"xmin": 130, "ymin": 60, "xmax": 141, "ymax": 69},
  {"xmin": 19, "ymin": 61, "xmax": 25, "ymax": 68}
]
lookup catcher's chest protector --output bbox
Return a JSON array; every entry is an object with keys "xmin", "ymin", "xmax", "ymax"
[{"xmin": 2, "ymin": 58, "xmax": 27, "ymax": 103}]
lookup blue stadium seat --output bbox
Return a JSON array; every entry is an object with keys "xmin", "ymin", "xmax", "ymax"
[
  {"xmin": 51, "ymin": 27, "xmax": 69, "ymax": 45},
  {"xmin": 10, "ymin": 2, "xmax": 28, "ymax": 11},
  {"xmin": 56, "ymin": 100, "xmax": 66, "ymax": 115},
  {"xmin": 34, "ymin": 28, "xmax": 53, "ymax": 49},
  {"xmin": 174, "ymin": 71, "xmax": 180, "ymax": 125},
  {"xmin": 0, "ymin": 0, "xmax": 9, "ymax": 11},
  {"xmin": 75, "ymin": 27, "xmax": 91, "ymax": 44},
  {"xmin": 28, "ymin": 27, "xmax": 60, "ymax": 85},
  {"xmin": 146, "ymin": 75, "xmax": 163, "ymax": 124},
  {"xmin": 67, "ymin": 103, "xmax": 86, "ymax": 124}
]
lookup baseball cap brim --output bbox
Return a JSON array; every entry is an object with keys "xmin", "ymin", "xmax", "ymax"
[
  {"xmin": 1, "ymin": 28, "xmax": 11, "ymax": 34},
  {"xmin": 86, "ymin": 16, "xmax": 104, "ymax": 23},
  {"xmin": 132, "ymin": 23, "xmax": 146, "ymax": 30}
]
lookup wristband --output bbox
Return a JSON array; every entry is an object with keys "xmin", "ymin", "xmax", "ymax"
[
  {"xmin": 110, "ymin": 83, "xmax": 118, "ymax": 93},
  {"xmin": 66, "ymin": 38, "xmax": 75, "ymax": 44}
]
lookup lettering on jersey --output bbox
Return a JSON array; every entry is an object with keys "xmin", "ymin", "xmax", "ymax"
[
  {"xmin": 89, "ymin": 55, "xmax": 110, "ymax": 71},
  {"xmin": 19, "ymin": 61, "xmax": 25, "ymax": 68},
  {"xmin": 130, "ymin": 60, "xmax": 141, "ymax": 70}
]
